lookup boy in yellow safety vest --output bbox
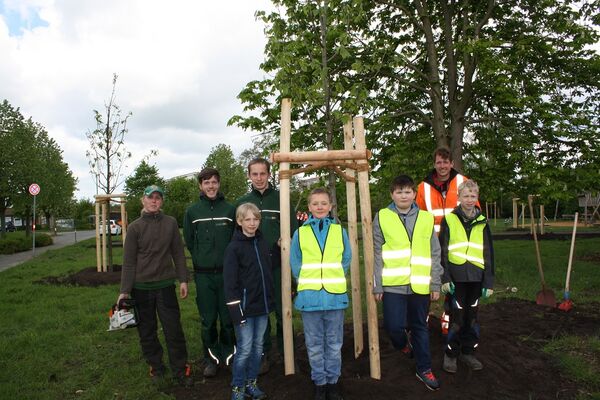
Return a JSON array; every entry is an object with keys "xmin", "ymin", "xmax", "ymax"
[
  {"xmin": 373, "ymin": 175, "xmax": 442, "ymax": 391},
  {"xmin": 439, "ymin": 180, "xmax": 495, "ymax": 373},
  {"xmin": 291, "ymin": 188, "xmax": 351, "ymax": 400}
]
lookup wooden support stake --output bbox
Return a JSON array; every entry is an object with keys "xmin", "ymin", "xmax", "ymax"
[
  {"xmin": 101, "ymin": 201, "xmax": 108, "ymax": 272},
  {"xmin": 512, "ymin": 198, "xmax": 519, "ymax": 229},
  {"xmin": 95, "ymin": 201, "xmax": 101, "ymax": 272},
  {"xmin": 120, "ymin": 200, "xmax": 127, "ymax": 244},
  {"xmin": 279, "ymin": 99, "xmax": 295, "ymax": 375},
  {"xmin": 272, "ymin": 149, "xmax": 370, "ymax": 163},
  {"xmin": 521, "ymin": 203, "xmax": 526, "ymax": 229},
  {"xmin": 343, "ymin": 117, "xmax": 363, "ymax": 358},
  {"xmin": 353, "ymin": 116, "xmax": 380, "ymax": 380},
  {"xmin": 540, "ymin": 205, "xmax": 545, "ymax": 235}
]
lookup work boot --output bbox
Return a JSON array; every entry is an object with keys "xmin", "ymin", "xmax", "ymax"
[
  {"xmin": 259, "ymin": 354, "xmax": 270, "ymax": 375},
  {"xmin": 203, "ymin": 361, "xmax": 218, "ymax": 377},
  {"xmin": 149, "ymin": 365, "xmax": 166, "ymax": 386},
  {"xmin": 314, "ymin": 384, "xmax": 327, "ymax": 400},
  {"xmin": 231, "ymin": 386, "xmax": 246, "ymax": 400},
  {"xmin": 459, "ymin": 353, "xmax": 483, "ymax": 370},
  {"xmin": 415, "ymin": 369, "xmax": 440, "ymax": 391},
  {"xmin": 443, "ymin": 354, "xmax": 457, "ymax": 373},
  {"xmin": 175, "ymin": 363, "xmax": 193, "ymax": 387},
  {"xmin": 326, "ymin": 383, "xmax": 344, "ymax": 400},
  {"xmin": 245, "ymin": 379, "xmax": 267, "ymax": 399}
]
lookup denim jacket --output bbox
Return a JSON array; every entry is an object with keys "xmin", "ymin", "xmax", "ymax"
[{"xmin": 290, "ymin": 216, "xmax": 352, "ymax": 312}]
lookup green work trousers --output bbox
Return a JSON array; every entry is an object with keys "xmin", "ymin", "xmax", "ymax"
[{"xmin": 194, "ymin": 272, "xmax": 235, "ymax": 365}]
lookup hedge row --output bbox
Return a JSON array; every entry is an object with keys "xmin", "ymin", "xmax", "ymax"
[{"xmin": 0, "ymin": 233, "xmax": 53, "ymax": 255}]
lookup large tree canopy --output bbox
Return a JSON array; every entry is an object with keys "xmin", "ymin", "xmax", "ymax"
[
  {"xmin": 230, "ymin": 0, "xmax": 600, "ymax": 210},
  {"xmin": 0, "ymin": 99, "xmax": 76, "ymax": 236}
]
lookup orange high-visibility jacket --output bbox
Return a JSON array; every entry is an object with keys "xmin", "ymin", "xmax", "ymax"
[{"xmin": 416, "ymin": 170, "xmax": 469, "ymax": 235}]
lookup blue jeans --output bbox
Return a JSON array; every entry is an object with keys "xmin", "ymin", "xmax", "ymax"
[
  {"xmin": 382, "ymin": 292, "xmax": 431, "ymax": 373},
  {"xmin": 301, "ymin": 309, "xmax": 344, "ymax": 385},
  {"xmin": 231, "ymin": 314, "xmax": 268, "ymax": 387}
]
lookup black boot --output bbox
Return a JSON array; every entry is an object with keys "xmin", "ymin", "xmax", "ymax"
[
  {"xmin": 314, "ymin": 384, "xmax": 327, "ymax": 400},
  {"xmin": 326, "ymin": 383, "xmax": 344, "ymax": 400}
]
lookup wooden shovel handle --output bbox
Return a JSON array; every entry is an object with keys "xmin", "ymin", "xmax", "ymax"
[
  {"xmin": 565, "ymin": 212, "xmax": 578, "ymax": 292},
  {"xmin": 528, "ymin": 195, "xmax": 547, "ymax": 287}
]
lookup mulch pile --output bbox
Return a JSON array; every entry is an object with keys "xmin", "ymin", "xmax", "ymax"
[{"xmin": 40, "ymin": 268, "xmax": 599, "ymax": 399}]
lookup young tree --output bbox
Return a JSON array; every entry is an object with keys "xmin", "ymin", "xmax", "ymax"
[
  {"xmin": 229, "ymin": 0, "xmax": 374, "ymax": 216},
  {"xmin": 86, "ymin": 73, "xmax": 132, "ymax": 269},
  {"xmin": 86, "ymin": 73, "xmax": 132, "ymax": 195},
  {"xmin": 202, "ymin": 144, "xmax": 248, "ymax": 201}
]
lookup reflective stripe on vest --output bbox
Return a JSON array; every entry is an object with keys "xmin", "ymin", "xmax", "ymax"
[
  {"xmin": 297, "ymin": 224, "xmax": 347, "ymax": 294},
  {"xmin": 422, "ymin": 174, "xmax": 465, "ymax": 233},
  {"xmin": 378, "ymin": 208, "xmax": 434, "ymax": 295},
  {"xmin": 445, "ymin": 213, "xmax": 486, "ymax": 269}
]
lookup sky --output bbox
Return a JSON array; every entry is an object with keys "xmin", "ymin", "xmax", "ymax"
[{"xmin": 0, "ymin": 0, "xmax": 273, "ymax": 200}]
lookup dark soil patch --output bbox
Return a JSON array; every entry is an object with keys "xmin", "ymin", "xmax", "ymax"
[
  {"xmin": 39, "ymin": 271, "xmax": 599, "ymax": 399},
  {"xmin": 164, "ymin": 298, "xmax": 599, "ymax": 400},
  {"xmin": 36, "ymin": 265, "xmax": 121, "ymax": 287}
]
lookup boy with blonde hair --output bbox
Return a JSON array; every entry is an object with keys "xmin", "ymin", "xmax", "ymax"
[
  {"xmin": 439, "ymin": 180, "xmax": 495, "ymax": 373},
  {"xmin": 224, "ymin": 203, "xmax": 275, "ymax": 399},
  {"xmin": 291, "ymin": 188, "xmax": 351, "ymax": 400}
]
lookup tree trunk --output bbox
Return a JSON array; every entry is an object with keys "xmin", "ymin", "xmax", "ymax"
[{"xmin": 320, "ymin": 0, "xmax": 339, "ymax": 219}]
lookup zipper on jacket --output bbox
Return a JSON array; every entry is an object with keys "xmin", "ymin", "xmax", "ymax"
[{"xmin": 254, "ymin": 240, "xmax": 269, "ymax": 313}]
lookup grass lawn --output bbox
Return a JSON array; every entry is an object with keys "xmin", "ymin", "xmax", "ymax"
[{"xmin": 0, "ymin": 236, "xmax": 599, "ymax": 399}]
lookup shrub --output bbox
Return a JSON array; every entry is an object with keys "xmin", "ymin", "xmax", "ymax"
[{"xmin": 0, "ymin": 233, "xmax": 53, "ymax": 254}]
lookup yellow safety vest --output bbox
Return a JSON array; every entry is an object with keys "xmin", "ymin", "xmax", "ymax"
[
  {"xmin": 297, "ymin": 223, "xmax": 347, "ymax": 294},
  {"xmin": 446, "ymin": 213, "xmax": 486, "ymax": 269},
  {"xmin": 378, "ymin": 208, "xmax": 434, "ymax": 295}
]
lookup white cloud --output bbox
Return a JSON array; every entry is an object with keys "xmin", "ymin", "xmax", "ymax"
[{"xmin": 0, "ymin": 0, "xmax": 272, "ymax": 199}]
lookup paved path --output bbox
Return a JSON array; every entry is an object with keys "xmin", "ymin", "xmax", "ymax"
[{"xmin": 0, "ymin": 230, "xmax": 97, "ymax": 273}]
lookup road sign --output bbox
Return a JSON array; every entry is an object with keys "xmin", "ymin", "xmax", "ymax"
[{"xmin": 29, "ymin": 183, "xmax": 41, "ymax": 196}]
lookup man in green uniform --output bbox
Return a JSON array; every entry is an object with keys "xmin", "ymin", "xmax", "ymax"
[
  {"xmin": 235, "ymin": 158, "xmax": 298, "ymax": 373},
  {"xmin": 183, "ymin": 168, "xmax": 235, "ymax": 377}
]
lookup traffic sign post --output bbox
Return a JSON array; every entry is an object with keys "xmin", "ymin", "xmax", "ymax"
[{"xmin": 29, "ymin": 184, "xmax": 40, "ymax": 256}]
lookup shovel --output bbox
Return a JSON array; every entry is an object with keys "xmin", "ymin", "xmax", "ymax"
[
  {"xmin": 528, "ymin": 195, "xmax": 556, "ymax": 307},
  {"xmin": 558, "ymin": 213, "xmax": 578, "ymax": 312}
]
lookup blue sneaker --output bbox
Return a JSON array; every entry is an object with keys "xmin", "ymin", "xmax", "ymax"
[
  {"xmin": 231, "ymin": 386, "xmax": 247, "ymax": 400},
  {"xmin": 416, "ymin": 369, "xmax": 440, "ymax": 391},
  {"xmin": 245, "ymin": 379, "xmax": 266, "ymax": 399}
]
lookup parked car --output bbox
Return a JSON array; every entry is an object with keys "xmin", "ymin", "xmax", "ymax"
[
  {"xmin": 100, "ymin": 219, "xmax": 122, "ymax": 236},
  {"xmin": 4, "ymin": 221, "xmax": 16, "ymax": 232}
]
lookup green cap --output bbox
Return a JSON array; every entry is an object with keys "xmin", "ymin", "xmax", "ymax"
[{"xmin": 143, "ymin": 185, "xmax": 164, "ymax": 198}]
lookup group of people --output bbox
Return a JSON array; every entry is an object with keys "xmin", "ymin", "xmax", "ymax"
[{"xmin": 117, "ymin": 147, "xmax": 495, "ymax": 400}]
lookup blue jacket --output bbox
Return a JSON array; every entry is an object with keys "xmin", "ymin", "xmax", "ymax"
[{"xmin": 290, "ymin": 216, "xmax": 352, "ymax": 312}]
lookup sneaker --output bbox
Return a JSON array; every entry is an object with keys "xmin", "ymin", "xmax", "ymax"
[
  {"xmin": 459, "ymin": 354, "xmax": 483, "ymax": 370},
  {"xmin": 231, "ymin": 386, "xmax": 247, "ymax": 400},
  {"xmin": 443, "ymin": 354, "xmax": 457, "ymax": 373},
  {"xmin": 416, "ymin": 369, "xmax": 440, "ymax": 391},
  {"xmin": 326, "ymin": 383, "xmax": 344, "ymax": 400},
  {"xmin": 400, "ymin": 342, "xmax": 414, "ymax": 358},
  {"xmin": 258, "ymin": 355, "xmax": 270, "ymax": 375},
  {"xmin": 203, "ymin": 362, "xmax": 218, "ymax": 378},
  {"xmin": 176, "ymin": 363, "xmax": 193, "ymax": 387},
  {"xmin": 245, "ymin": 379, "xmax": 267, "ymax": 399},
  {"xmin": 314, "ymin": 384, "xmax": 327, "ymax": 400}
]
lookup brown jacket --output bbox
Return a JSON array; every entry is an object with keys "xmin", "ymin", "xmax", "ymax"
[{"xmin": 120, "ymin": 211, "xmax": 188, "ymax": 294}]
